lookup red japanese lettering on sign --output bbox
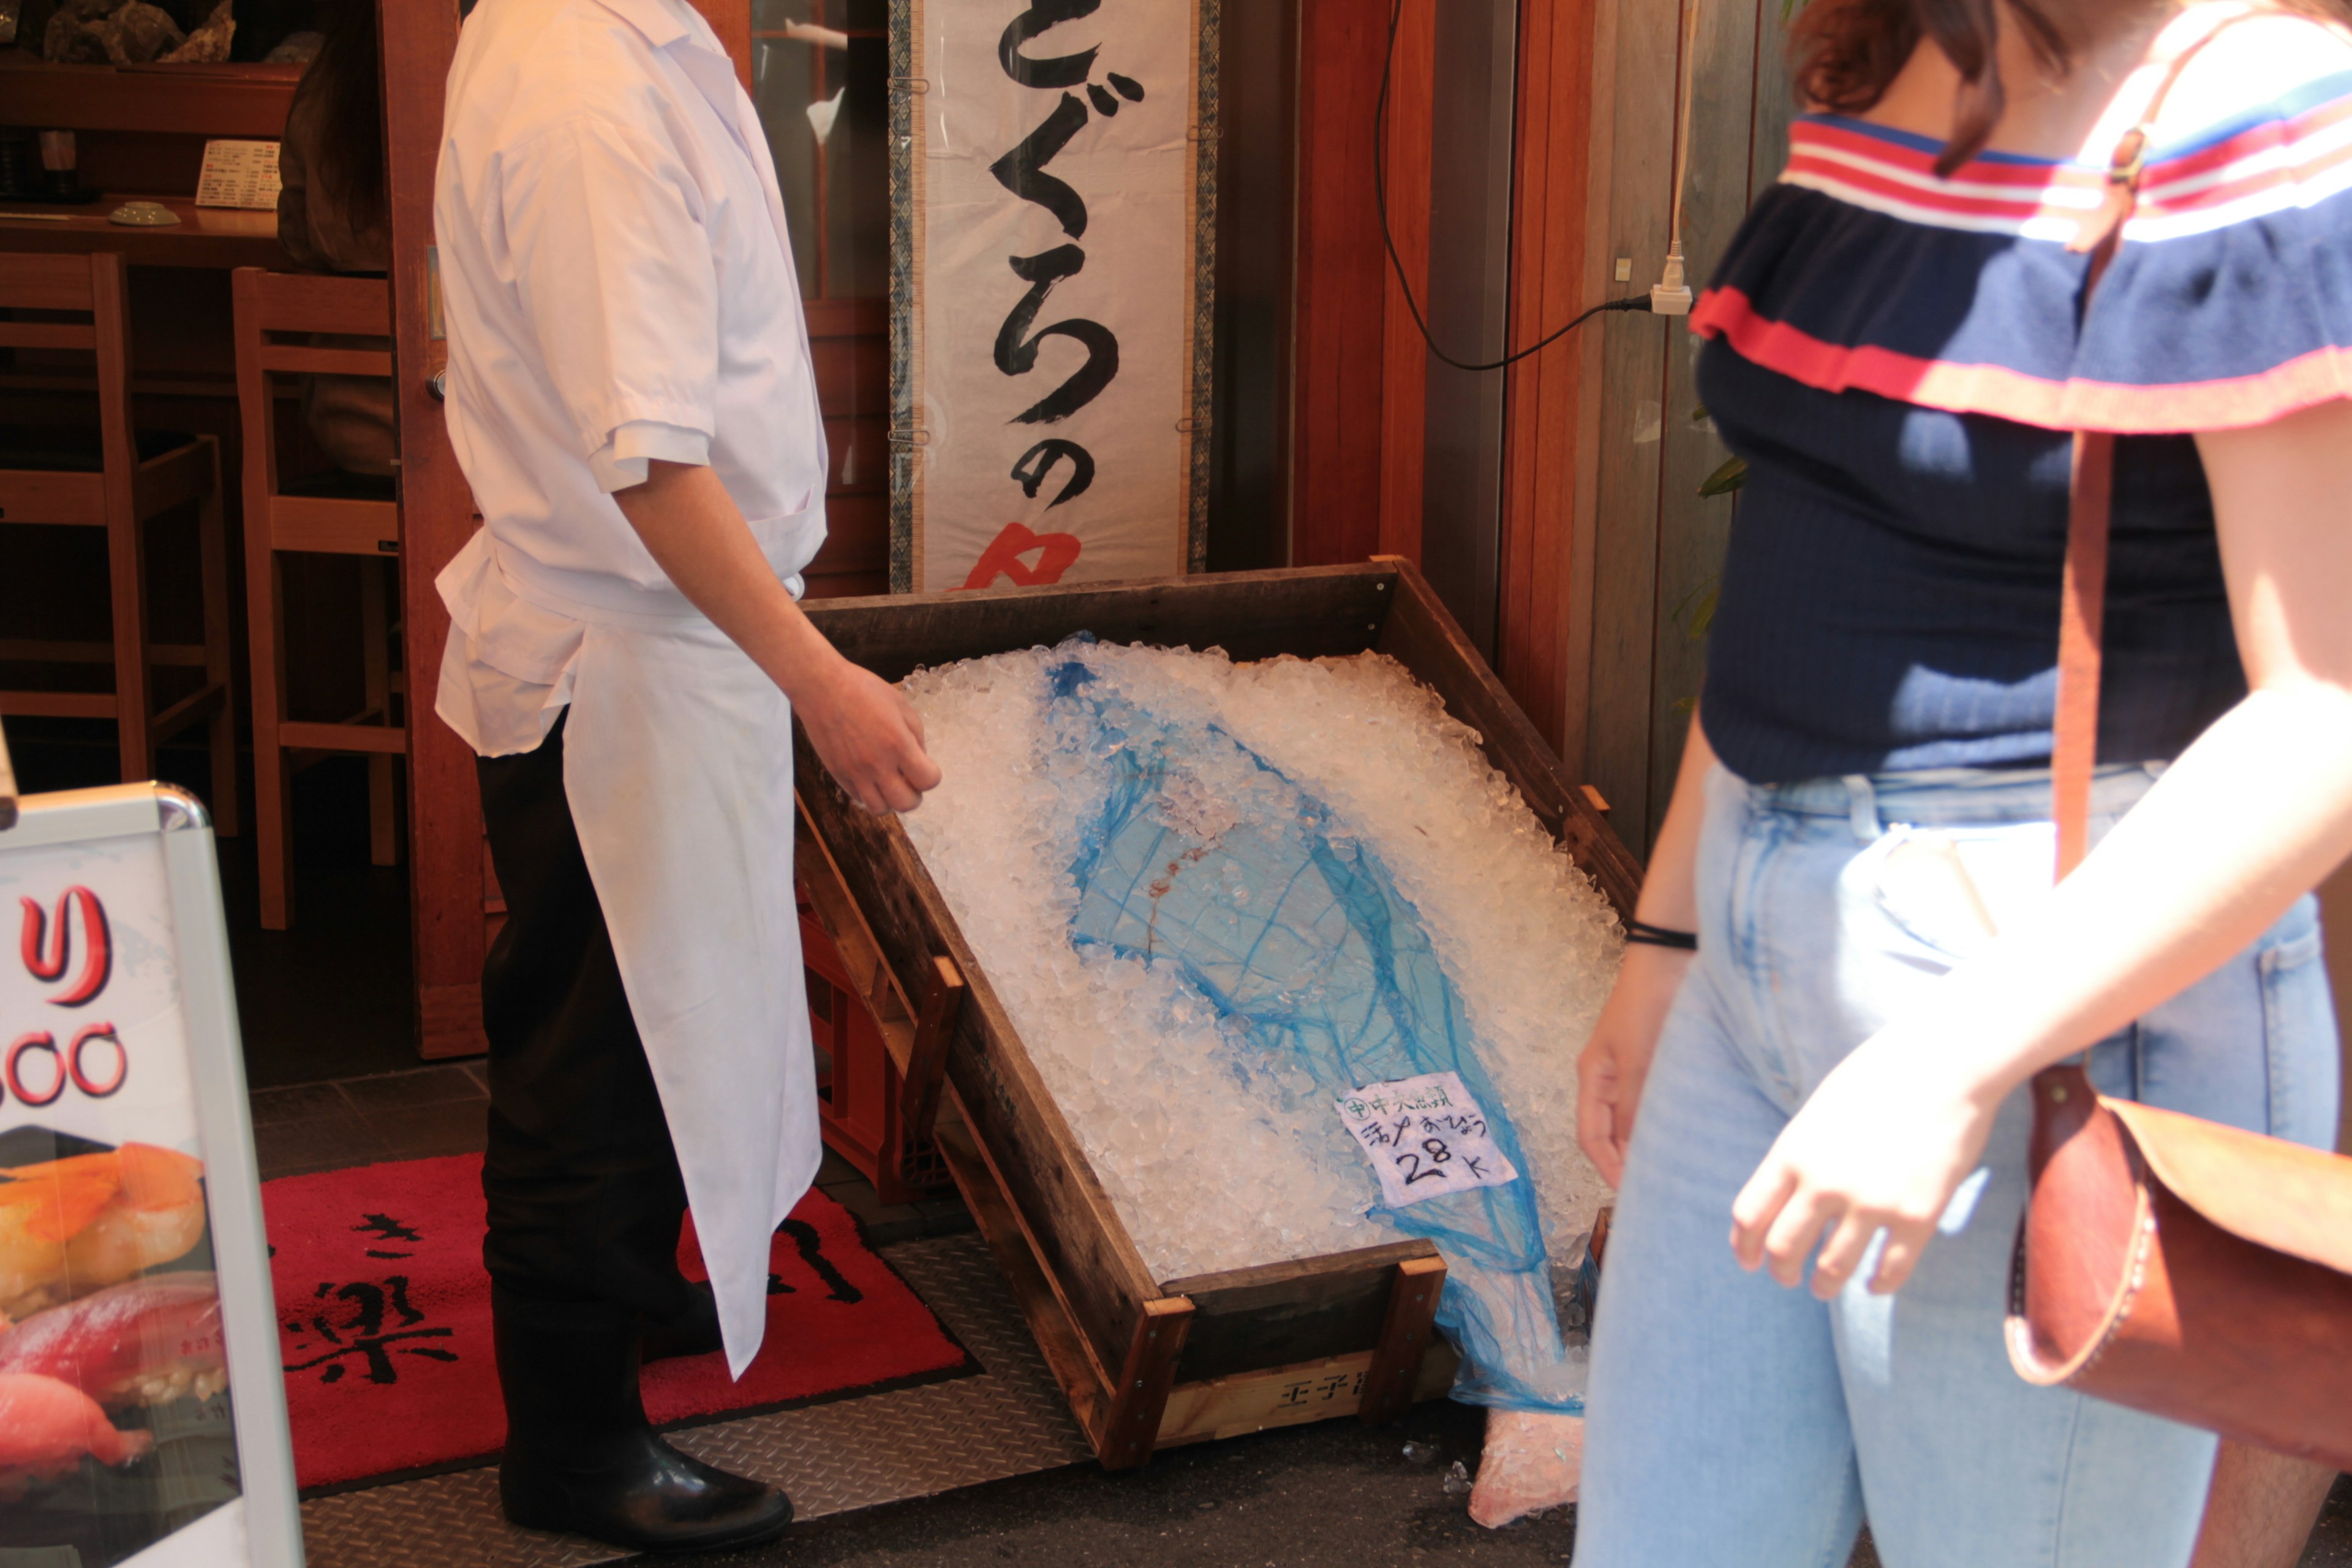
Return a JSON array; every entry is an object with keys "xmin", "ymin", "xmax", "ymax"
[
  {"xmin": 20, "ymin": 886, "xmax": 112, "ymax": 1007},
  {"xmin": 6, "ymin": 886, "xmax": 125, "ymax": 1108},
  {"xmin": 6, "ymin": 1031, "xmax": 66, "ymax": 1107},
  {"xmin": 66, "ymin": 1023, "xmax": 126, "ymax": 1098},
  {"xmin": 962, "ymin": 522, "xmax": 1081, "ymax": 590}
]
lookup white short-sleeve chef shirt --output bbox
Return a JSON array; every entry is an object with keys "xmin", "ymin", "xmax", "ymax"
[{"xmin": 432, "ymin": 0, "xmax": 825, "ymax": 754}]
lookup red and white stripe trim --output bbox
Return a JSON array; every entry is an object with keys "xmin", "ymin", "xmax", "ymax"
[
  {"xmin": 1785, "ymin": 93, "xmax": 2352, "ymax": 244},
  {"xmin": 1691, "ymin": 285, "xmax": 2352, "ymax": 432}
]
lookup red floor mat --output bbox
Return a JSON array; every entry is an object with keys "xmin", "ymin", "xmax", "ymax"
[{"xmin": 265, "ymin": 1154, "xmax": 967, "ymax": 1491}]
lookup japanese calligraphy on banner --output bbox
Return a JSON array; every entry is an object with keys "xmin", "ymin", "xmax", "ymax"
[
  {"xmin": 0, "ymin": 784, "xmax": 300, "ymax": 1567},
  {"xmin": 891, "ymin": 0, "xmax": 1216, "ymax": 593}
]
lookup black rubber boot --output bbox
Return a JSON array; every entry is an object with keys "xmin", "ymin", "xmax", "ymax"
[
  {"xmin": 642, "ymin": 1280, "xmax": 724, "ymax": 1363},
  {"xmin": 494, "ymin": 1286, "xmax": 793, "ymax": 1553}
]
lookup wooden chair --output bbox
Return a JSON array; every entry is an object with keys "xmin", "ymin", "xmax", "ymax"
[
  {"xmin": 232, "ymin": 266, "xmax": 404, "ymax": 930},
  {"xmin": 0, "ymin": 252, "xmax": 236, "ymax": 826}
]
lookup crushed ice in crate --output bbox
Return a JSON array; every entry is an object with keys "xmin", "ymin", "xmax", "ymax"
[{"xmin": 899, "ymin": 638, "xmax": 1623, "ymax": 1411}]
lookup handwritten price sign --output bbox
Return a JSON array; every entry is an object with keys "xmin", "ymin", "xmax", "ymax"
[{"xmin": 1335, "ymin": 1072, "xmax": 1518, "ymax": 1210}]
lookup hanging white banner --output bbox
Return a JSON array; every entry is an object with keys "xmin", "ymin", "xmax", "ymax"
[{"xmin": 895, "ymin": 0, "xmax": 1212, "ymax": 594}]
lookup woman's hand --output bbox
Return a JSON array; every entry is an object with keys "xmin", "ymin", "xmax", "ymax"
[
  {"xmin": 1728, "ymin": 1030, "xmax": 2004, "ymax": 1297},
  {"xmin": 794, "ymin": 657, "xmax": 942, "ymax": 814},
  {"xmin": 1576, "ymin": 944, "xmax": 1694, "ymax": 1186},
  {"xmin": 1577, "ymin": 713, "xmax": 1715, "ymax": 1188}
]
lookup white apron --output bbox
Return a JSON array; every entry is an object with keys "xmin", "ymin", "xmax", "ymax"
[
  {"xmin": 434, "ymin": 9, "xmax": 830, "ymax": 1379},
  {"xmin": 564, "ymin": 599, "xmax": 818, "ymax": 1381}
]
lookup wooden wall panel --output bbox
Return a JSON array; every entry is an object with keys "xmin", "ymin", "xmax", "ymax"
[
  {"xmin": 381, "ymin": 0, "xmax": 488, "ymax": 1058},
  {"xmin": 1376, "ymin": 0, "xmax": 1436, "ymax": 565},
  {"xmin": 1295, "ymin": 0, "xmax": 1615, "ymax": 777},
  {"xmin": 1582, "ymin": 0, "xmax": 1680, "ymax": 851},
  {"xmin": 1292, "ymin": 0, "xmax": 1396, "ymax": 567},
  {"xmin": 1574, "ymin": 0, "xmax": 1795, "ymax": 848},
  {"xmin": 1642, "ymin": 0, "xmax": 1758, "ymax": 835},
  {"xmin": 1496, "ymin": 0, "xmax": 1602, "ymax": 760}
]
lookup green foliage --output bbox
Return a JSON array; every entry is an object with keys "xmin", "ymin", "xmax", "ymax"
[
  {"xmin": 1692, "ymin": 406, "xmax": 1747, "ymax": 498},
  {"xmin": 1698, "ymin": 454, "xmax": 1747, "ymax": 497},
  {"xmin": 1674, "ymin": 577, "xmax": 1721, "ymax": 642}
]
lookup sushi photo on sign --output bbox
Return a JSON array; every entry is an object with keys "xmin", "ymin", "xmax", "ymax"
[{"xmin": 0, "ymin": 854, "xmax": 244, "ymax": 1566}]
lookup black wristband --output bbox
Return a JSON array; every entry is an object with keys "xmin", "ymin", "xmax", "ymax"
[{"xmin": 1624, "ymin": 919, "xmax": 1698, "ymax": 951}]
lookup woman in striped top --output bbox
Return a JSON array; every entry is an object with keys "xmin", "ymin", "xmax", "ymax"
[{"xmin": 1569, "ymin": 1, "xmax": 2352, "ymax": 1562}]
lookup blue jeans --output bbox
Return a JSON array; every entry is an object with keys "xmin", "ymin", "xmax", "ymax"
[{"xmin": 1577, "ymin": 766, "xmax": 2340, "ymax": 1568}]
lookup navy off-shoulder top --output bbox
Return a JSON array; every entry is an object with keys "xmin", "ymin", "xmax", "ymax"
[{"xmin": 1691, "ymin": 59, "xmax": 2352, "ymax": 783}]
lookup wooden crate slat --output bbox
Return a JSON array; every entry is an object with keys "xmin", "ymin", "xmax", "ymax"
[
  {"xmin": 1096, "ymin": 1297, "xmax": 1195, "ymax": 1471},
  {"xmin": 799, "ymin": 562, "xmax": 1393, "ymax": 684},
  {"xmin": 1156, "ymin": 1341, "xmax": 1460, "ymax": 1449},
  {"xmin": 899, "ymin": 954, "xmax": 965, "ymax": 1139},
  {"xmin": 1358, "ymin": 1253, "xmax": 1449, "ymax": 1425},
  {"xmin": 932, "ymin": 1099, "xmax": 1119, "ymax": 1437},
  {"xmin": 797, "ymin": 765, "xmax": 1166, "ymax": 1381},
  {"xmin": 1161, "ymin": 1238, "xmax": 1439, "ymax": 1385},
  {"xmin": 1371, "ymin": 557, "xmax": 1643, "ymax": 918}
]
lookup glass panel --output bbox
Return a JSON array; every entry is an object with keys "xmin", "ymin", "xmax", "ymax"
[{"xmin": 750, "ymin": 0, "xmax": 889, "ymax": 300}]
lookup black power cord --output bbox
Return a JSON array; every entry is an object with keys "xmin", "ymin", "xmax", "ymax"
[{"xmin": 1373, "ymin": 0, "xmax": 1654, "ymax": 372}]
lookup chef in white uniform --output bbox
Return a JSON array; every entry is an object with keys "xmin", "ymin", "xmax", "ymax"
[{"xmin": 431, "ymin": 0, "xmax": 938, "ymax": 1551}]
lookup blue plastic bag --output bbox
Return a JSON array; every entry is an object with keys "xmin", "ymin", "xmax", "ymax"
[{"xmin": 1054, "ymin": 654, "xmax": 1585, "ymax": 1414}]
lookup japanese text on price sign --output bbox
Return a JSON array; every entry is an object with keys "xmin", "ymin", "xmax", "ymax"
[{"xmin": 1335, "ymin": 1072, "xmax": 1518, "ymax": 1210}]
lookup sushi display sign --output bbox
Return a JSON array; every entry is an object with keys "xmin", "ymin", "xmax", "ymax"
[{"xmin": 0, "ymin": 780, "xmax": 301, "ymax": 1568}]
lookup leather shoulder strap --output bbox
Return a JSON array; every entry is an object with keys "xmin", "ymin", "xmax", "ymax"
[{"xmin": 2053, "ymin": 7, "xmax": 2269, "ymax": 880}]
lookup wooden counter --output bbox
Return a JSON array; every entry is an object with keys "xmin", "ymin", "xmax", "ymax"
[{"xmin": 0, "ymin": 197, "xmax": 289, "ymax": 269}]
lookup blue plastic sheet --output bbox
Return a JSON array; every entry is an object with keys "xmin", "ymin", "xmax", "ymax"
[{"xmin": 1053, "ymin": 652, "xmax": 1585, "ymax": 1414}]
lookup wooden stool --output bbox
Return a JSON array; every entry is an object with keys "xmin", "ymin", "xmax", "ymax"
[
  {"xmin": 232, "ymin": 266, "xmax": 404, "ymax": 930},
  {"xmin": 0, "ymin": 252, "xmax": 236, "ymax": 826}
]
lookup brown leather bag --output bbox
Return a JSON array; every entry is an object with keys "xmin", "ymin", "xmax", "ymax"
[{"xmin": 2003, "ymin": 12, "xmax": 2352, "ymax": 1468}]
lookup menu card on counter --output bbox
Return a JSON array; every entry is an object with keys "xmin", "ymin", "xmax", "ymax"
[{"xmin": 195, "ymin": 140, "xmax": 282, "ymax": 211}]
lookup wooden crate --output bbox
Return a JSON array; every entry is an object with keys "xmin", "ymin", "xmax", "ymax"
[
  {"xmin": 796, "ymin": 824, "xmax": 956, "ymax": 1205},
  {"xmin": 793, "ymin": 559, "xmax": 1643, "ymax": 1469}
]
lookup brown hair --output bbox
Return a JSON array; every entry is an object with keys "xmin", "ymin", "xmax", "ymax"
[
  {"xmin": 1796, "ymin": 0, "xmax": 2352, "ymax": 176},
  {"xmin": 1794, "ymin": 0, "xmax": 2070, "ymax": 175},
  {"xmin": 305, "ymin": 0, "xmax": 386, "ymax": 241}
]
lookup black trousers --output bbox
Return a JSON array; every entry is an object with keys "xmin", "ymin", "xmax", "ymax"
[{"xmin": 477, "ymin": 710, "xmax": 693, "ymax": 1324}]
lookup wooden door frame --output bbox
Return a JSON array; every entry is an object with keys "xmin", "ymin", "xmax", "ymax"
[{"xmin": 382, "ymin": 0, "xmax": 485, "ymax": 1058}]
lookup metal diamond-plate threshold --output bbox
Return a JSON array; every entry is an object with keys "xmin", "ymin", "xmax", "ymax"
[{"xmin": 298, "ymin": 1234, "xmax": 1091, "ymax": 1568}]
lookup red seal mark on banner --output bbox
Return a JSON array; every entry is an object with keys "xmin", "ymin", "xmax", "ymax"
[
  {"xmin": 962, "ymin": 522, "xmax": 1081, "ymax": 590},
  {"xmin": 20, "ymin": 886, "xmax": 112, "ymax": 1007}
]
